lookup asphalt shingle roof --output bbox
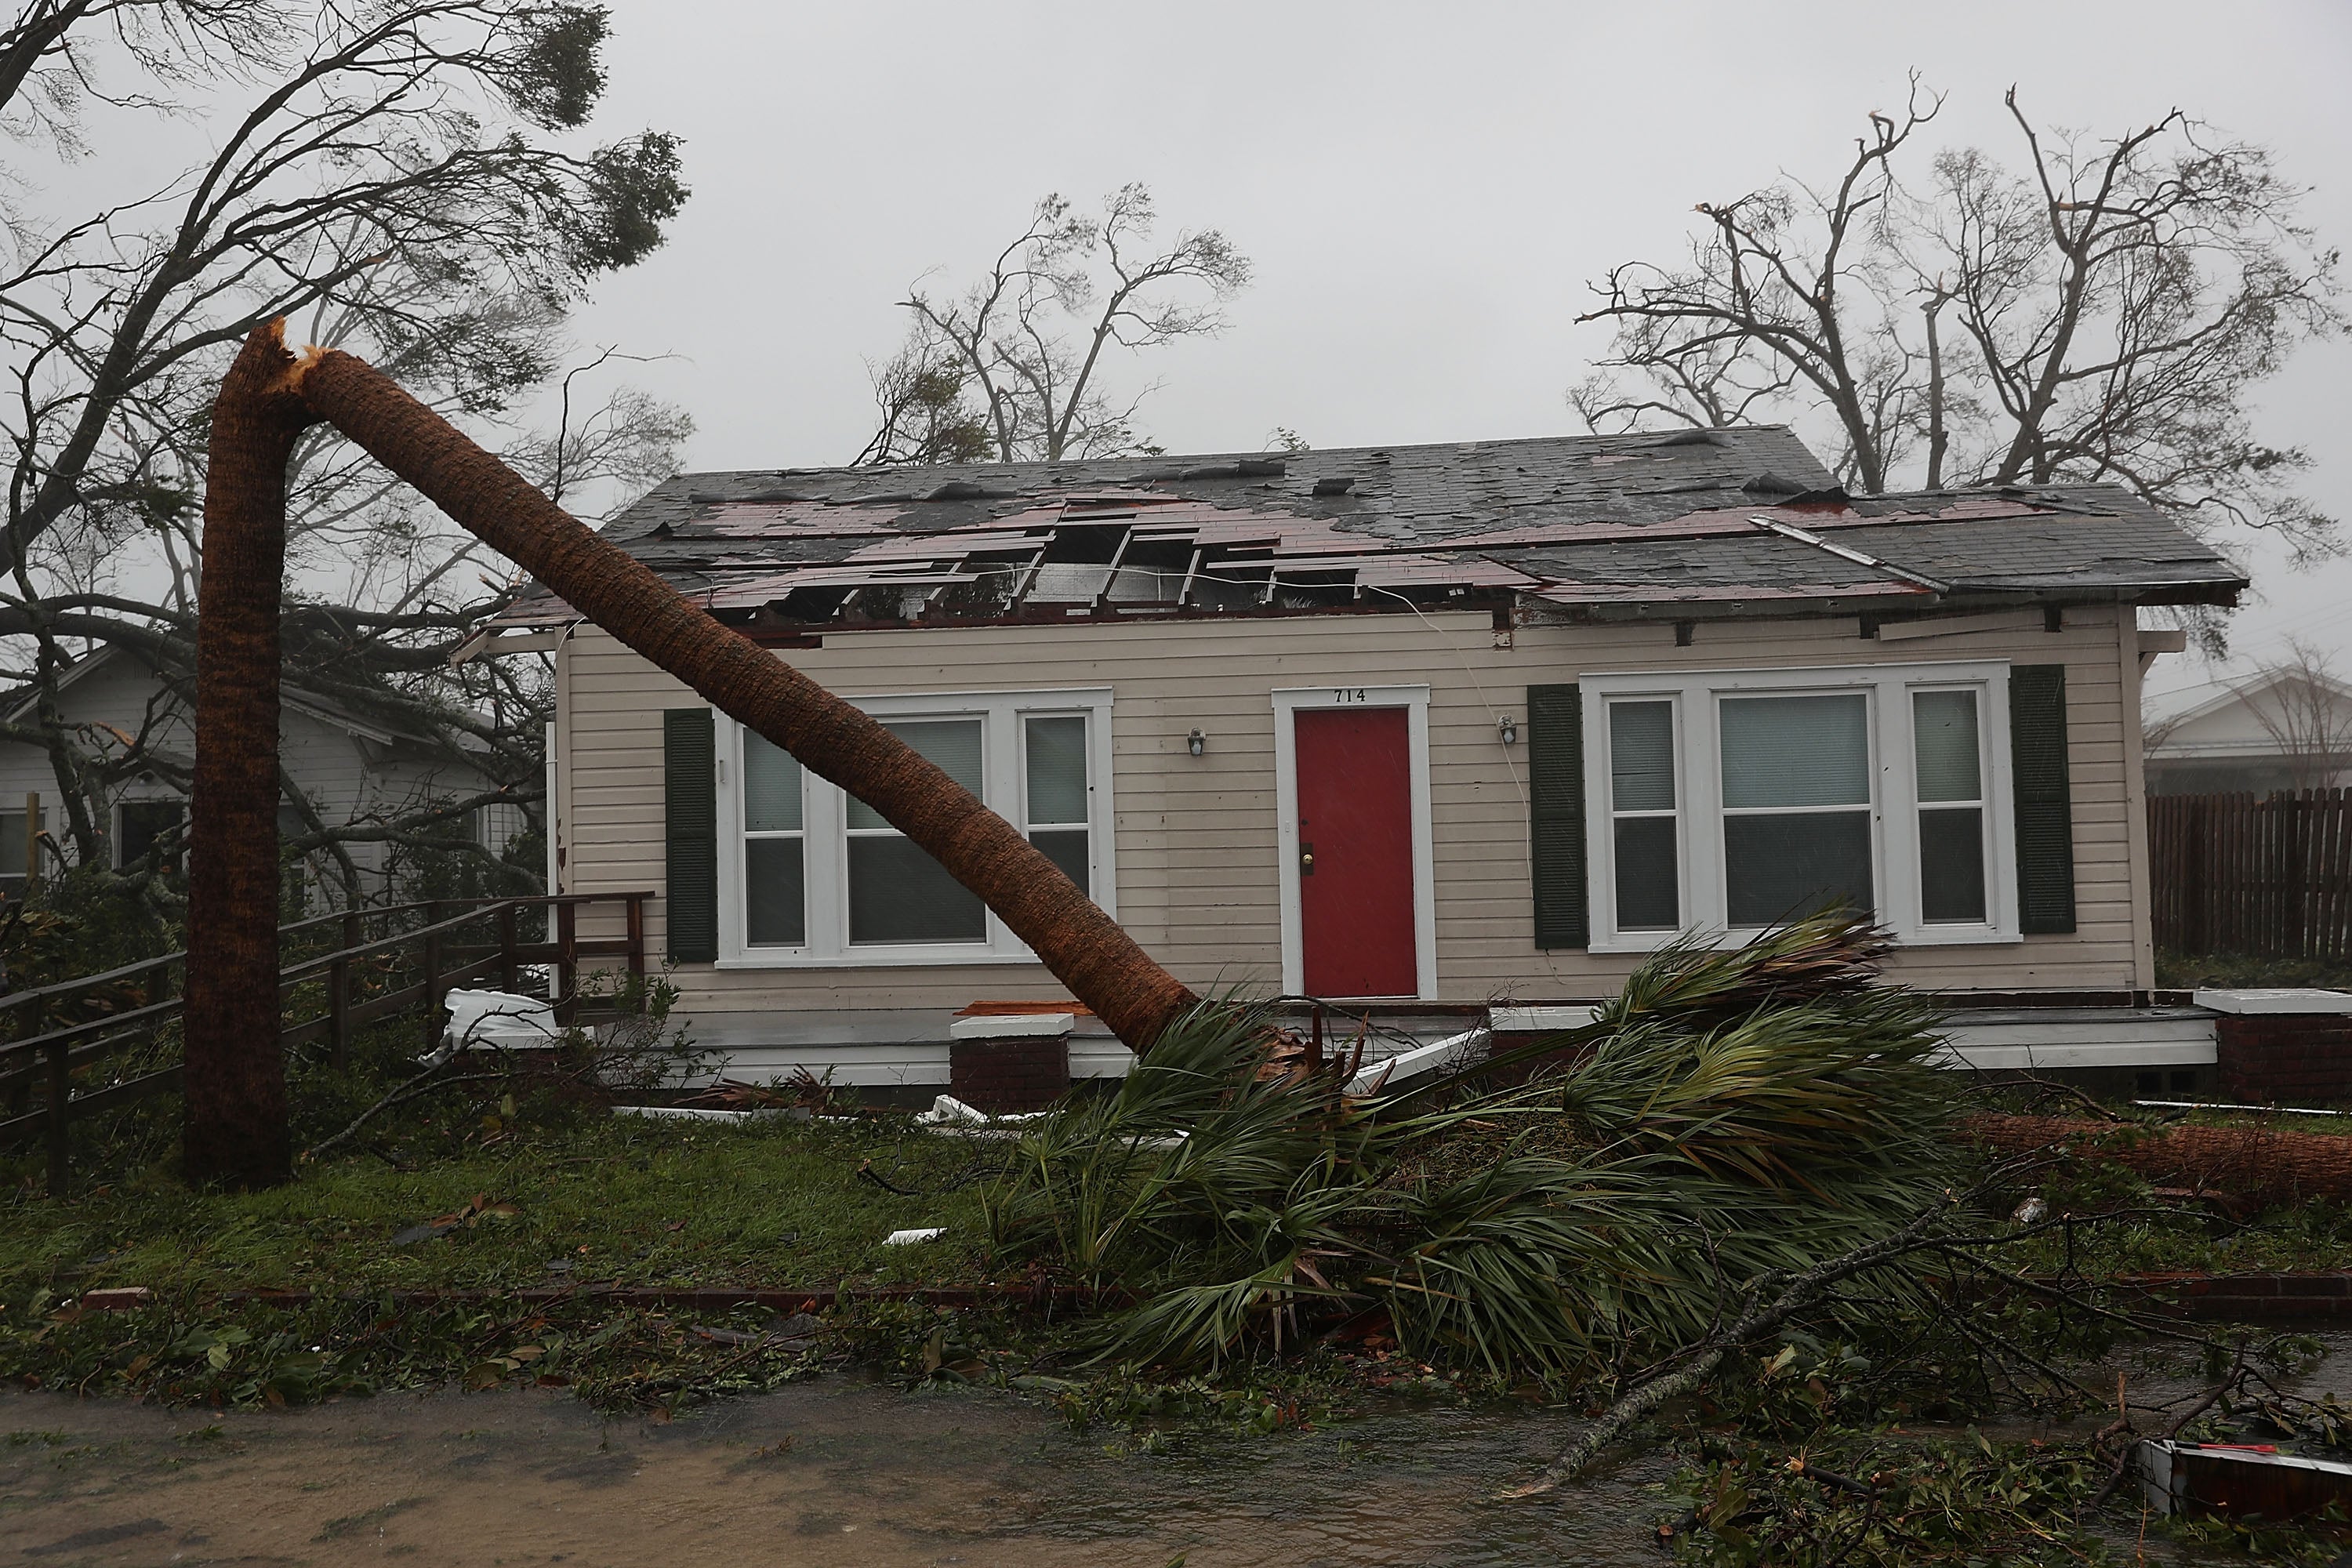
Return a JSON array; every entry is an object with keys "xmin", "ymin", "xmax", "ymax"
[{"xmin": 499, "ymin": 428, "xmax": 2242, "ymax": 630}]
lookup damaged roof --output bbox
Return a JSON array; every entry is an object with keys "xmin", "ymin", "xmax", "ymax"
[{"xmin": 495, "ymin": 427, "xmax": 2243, "ymax": 633}]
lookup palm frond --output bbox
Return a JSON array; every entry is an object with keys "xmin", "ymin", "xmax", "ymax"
[{"xmin": 986, "ymin": 913, "xmax": 1960, "ymax": 1380}]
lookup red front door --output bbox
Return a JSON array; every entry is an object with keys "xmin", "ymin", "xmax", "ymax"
[{"xmin": 1295, "ymin": 706, "xmax": 1417, "ymax": 997}]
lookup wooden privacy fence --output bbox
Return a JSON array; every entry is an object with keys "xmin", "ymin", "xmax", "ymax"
[
  {"xmin": 2150, "ymin": 789, "xmax": 2352, "ymax": 959},
  {"xmin": 0, "ymin": 891, "xmax": 648, "ymax": 1192}
]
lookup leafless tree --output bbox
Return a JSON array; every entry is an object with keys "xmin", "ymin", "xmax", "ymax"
[
  {"xmin": 1573, "ymin": 78, "xmax": 2344, "ymax": 560},
  {"xmin": 861, "ymin": 185, "xmax": 1250, "ymax": 464},
  {"xmin": 0, "ymin": 1, "xmax": 690, "ymax": 901}
]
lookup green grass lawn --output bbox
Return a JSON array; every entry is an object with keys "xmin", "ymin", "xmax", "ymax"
[
  {"xmin": 2155, "ymin": 949, "xmax": 2352, "ymax": 990},
  {"xmin": 12, "ymin": 1094, "xmax": 2352, "ymax": 1308},
  {"xmin": 2, "ymin": 1112, "xmax": 998, "ymax": 1300},
  {"xmin": 6, "ymin": 1084, "xmax": 2352, "ymax": 1432}
]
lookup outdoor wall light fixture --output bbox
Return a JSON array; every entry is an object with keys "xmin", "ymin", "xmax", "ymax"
[
  {"xmin": 1186, "ymin": 728, "xmax": 1207, "ymax": 757},
  {"xmin": 1497, "ymin": 715, "xmax": 1519, "ymax": 746}
]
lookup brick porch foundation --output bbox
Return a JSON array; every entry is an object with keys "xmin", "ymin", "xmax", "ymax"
[
  {"xmin": 2214, "ymin": 1014, "xmax": 2352, "ymax": 1103},
  {"xmin": 948, "ymin": 1012, "xmax": 1073, "ymax": 1112},
  {"xmin": 2196, "ymin": 989, "xmax": 2352, "ymax": 1105}
]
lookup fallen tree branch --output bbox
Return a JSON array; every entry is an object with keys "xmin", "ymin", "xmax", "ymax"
[
  {"xmin": 2006, "ymin": 1073, "xmax": 2129, "ymax": 1123},
  {"xmin": 302, "ymin": 1065, "xmax": 511, "ymax": 1163},
  {"xmin": 1789, "ymin": 1456, "xmax": 1882, "ymax": 1500},
  {"xmin": 856, "ymin": 1160, "xmax": 918, "ymax": 1196},
  {"xmin": 2077, "ymin": 1344, "xmax": 2245, "ymax": 1519},
  {"xmin": 1504, "ymin": 1194, "xmax": 1965, "ymax": 1497}
]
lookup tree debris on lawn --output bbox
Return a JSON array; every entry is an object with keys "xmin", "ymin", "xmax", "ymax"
[
  {"xmin": 18, "ymin": 899, "xmax": 2351, "ymax": 1559},
  {"xmin": 386, "ymin": 1192, "xmax": 521, "ymax": 1246},
  {"xmin": 990, "ymin": 913, "xmax": 1959, "ymax": 1377},
  {"xmin": 985, "ymin": 909, "xmax": 2352, "ymax": 1543}
]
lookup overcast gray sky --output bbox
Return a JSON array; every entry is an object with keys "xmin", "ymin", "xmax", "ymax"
[{"xmin": 556, "ymin": 2, "xmax": 2351, "ymax": 694}]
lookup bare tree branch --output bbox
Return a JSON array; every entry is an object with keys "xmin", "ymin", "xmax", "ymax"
[
  {"xmin": 865, "ymin": 184, "xmax": 1250, "ymax": 464},
  {"xmin": 1572, "ymin": 82, "xmax": 2343, "ymax": 560},
  {"xmin": 0, "ymin": 2, "xmax": 690, "ymax": 911}
]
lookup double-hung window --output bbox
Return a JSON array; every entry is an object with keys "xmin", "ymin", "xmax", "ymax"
[
  {"xmin": 1581, "ymin": 662, "xmax": 2016, "ymax": 950},
  {"xmin": 1606, "ymin": 699, "xmax": 1681, "ymax": 931},
  {"xmin": 718, "ymin": 688, "xmax": 1113, "ymax": 966},
  {"xmin": 742, "ymin": 731, "xmax": 810, "ymax": 947},
  {"xmin": 1912, "ymin": 688, "xmax": 1991, "ymax": 925},
  {"xmin": 1719, "ymin": 691, "xmax": 1875, "ymax": 927},
  {"xmin": 847, "ymin": 719, "xmax": 989, "ymax": 945},
  {"xmin": 1022, "ymin": 715, "xmax": 1093, "ymax": 895}
]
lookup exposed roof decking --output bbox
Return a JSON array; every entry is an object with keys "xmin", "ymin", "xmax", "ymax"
[{"xmin": 497, "ymin": 428, "xmax": 2243, "ymax": 630}]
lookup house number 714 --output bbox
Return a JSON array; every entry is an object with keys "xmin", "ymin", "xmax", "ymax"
[{"xmin": 1331, "ymin": 688, "xmax": 1368, "ymax": 702}]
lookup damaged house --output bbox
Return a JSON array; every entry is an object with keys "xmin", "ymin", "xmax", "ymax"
[{"xmin": 485, "ymin": 427, "xmax": 2247, "ymax": 1095}]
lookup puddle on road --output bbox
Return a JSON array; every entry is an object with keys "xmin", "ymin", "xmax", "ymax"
[
  {"xmin": 1, "ymin": 1381, "xmax": 1674, "ymax": 1566},
  {"xmin": 7, "ymin": 1335, "xmax": 2345, "ymax": 1565}
]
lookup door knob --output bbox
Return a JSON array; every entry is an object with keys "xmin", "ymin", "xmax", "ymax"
[{"xmin": 1301, "ymin": 842, "xmax": 1315, "ymax": 875}]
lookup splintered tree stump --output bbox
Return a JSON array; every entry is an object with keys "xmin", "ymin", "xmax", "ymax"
[
  {"xmin": 183, "ymin": 322, "xmax": 1196, "ymax": 1185},
  {"xmin": 183, "ymin": 330, "xmax": 318, "ymax": 1189}
]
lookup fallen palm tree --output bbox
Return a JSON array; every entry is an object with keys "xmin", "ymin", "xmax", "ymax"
[
  {"xmin": 184, "ymin": 323, "xmax": 1197, "ymax": 1187},
  {"xmin": 1964, "ymin": 1112, "xmax": 2352, "ymax": 1208},
  {"xmin": 988, "ymin": 912, "xmax": 1964, "ymax": 1377}
]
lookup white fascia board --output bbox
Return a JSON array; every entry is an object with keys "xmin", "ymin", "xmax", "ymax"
[
  {"xmin": 2145, "ymin": 742, "xmax": 2332, "ymax": 762},
  {"xmin": 2194, "ymin": 988, "xmax": 2352, "ymax": 1015},
  {"xmin": 1345, "ymin": 1027, "xmax": 1486, "ymax": 1094},
  {"xmin": 949, "ymin": 1012, "xmax": 1075, "ymax": 1040},
  {"xmin": 1490, "ymin": 1005, "xmax": 1601, "ymax": 1033},
  {"xmin": 1933, "ymin": 1012, "xmax": 2217, "ymax": 1070},
  {"xmin": 1071, "ymin": 1041, "xmax": 1139, "ymax": 1080},
  {"xmin": 1939, "ymin": 1039, "xmax": 2215, "ymax": 1070},
  {"xmin": 677, "ymin": 1040, "xmax": 953, "ymax": 1087}
]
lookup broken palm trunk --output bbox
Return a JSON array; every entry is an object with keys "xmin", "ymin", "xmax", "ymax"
[
  {"xmin": 183, "ymin": 330, "xmax": 321, "ymax": 1188},
  {"xmin": 1965, "ymin": 1113, "xmax": 2352, "ymax": 1207},
  {"xmin": 181, "ymin": 321, "xmax": 1196, "ymax": 1188}
]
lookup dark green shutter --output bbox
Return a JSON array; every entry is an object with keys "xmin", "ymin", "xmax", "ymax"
[
  {"xmin": 1529, "ymin": 683, "xmax": 1588, "ymax": 949},
  {"xmin": 2009, "ymin": 665, "xmax": 2076, "ymax": 935},
  {"xmin": 663, "ymin": 707, "xmax": 719, "ymax": 962}
]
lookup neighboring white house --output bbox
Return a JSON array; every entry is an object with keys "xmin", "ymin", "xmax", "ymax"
[
  {"xmin": 0, "ymin": 644, "xmax": 528, "ymax": 902},
  {"xmin": 2141, "ymin": 667, "xmax": 2352, "ymax": 797}
]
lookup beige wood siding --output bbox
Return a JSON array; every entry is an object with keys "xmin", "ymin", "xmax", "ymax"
[{"xmin": 556, "ymin": 604, "xmax": 2147, "ymax": 1023}]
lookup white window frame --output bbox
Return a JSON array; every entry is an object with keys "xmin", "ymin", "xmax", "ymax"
[
  {"xmin": 1579, "ymin": 661, "xmax": 2017, "ymax": 953},
  {"xmin": 1601, "ymin": 693, "xmax": 1687, "ymax": 934},
  {"xmin": 715, "ymin": 687, "xmax": 1115, "ymax": 968},
  {"xmin": 1272, "ymin": 684, "xmax": 1439, "ymax": 1000}
]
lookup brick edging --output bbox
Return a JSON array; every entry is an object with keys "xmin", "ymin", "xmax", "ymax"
[
  {"xmin": 66, "ymin": 1274, "xmax": 2350, "ymax": 1319},
  {"xmin": 2108, "ymin": 1272, "xmax": 2352, "ymax": 1318},
  {"xmin": 67, "ymin": 1283, "xmax": 1119, "ymax": 1314}
]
